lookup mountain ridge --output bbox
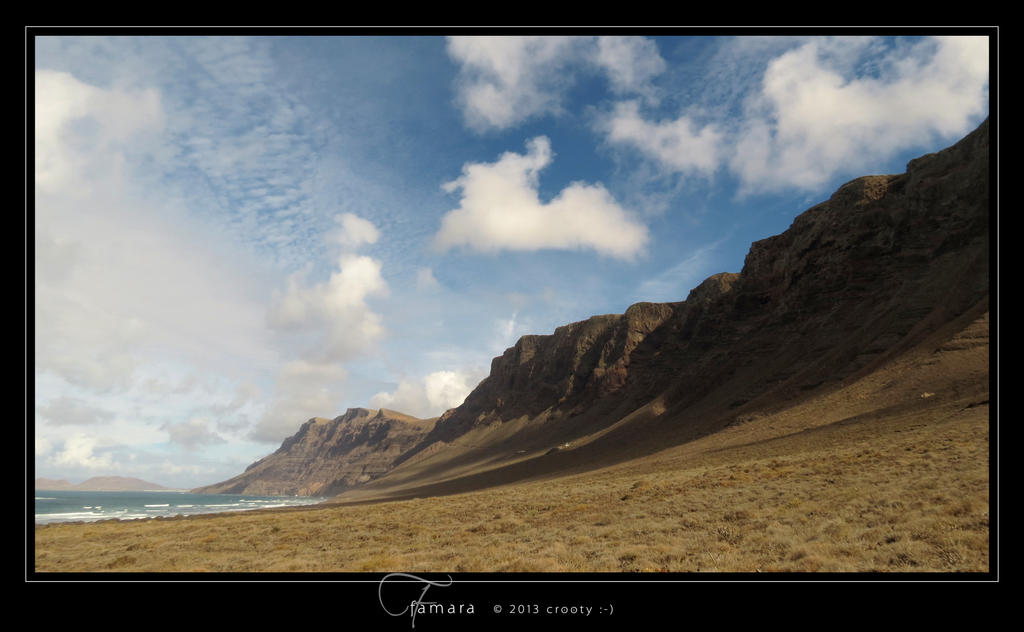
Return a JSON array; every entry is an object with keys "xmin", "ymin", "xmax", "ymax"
[
  {"xmin": 195, "ymin": 118, "xmax": 990, "ymax": 504},
  {"xmin": 192, "ymin": 407, "xmax": 436, "ymax": 496},
  {"xmin": 336, "ymin": 116, "xmax": 989, "ymax": 502}
]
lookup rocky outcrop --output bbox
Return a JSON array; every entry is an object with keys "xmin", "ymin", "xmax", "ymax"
[
  {"xmin": 192, "ymin": 408, "xmax": 435, "ymax": 497},
  {"xmin": 394, "ymin": 118, "xmax": 990, "ymax": 468}
]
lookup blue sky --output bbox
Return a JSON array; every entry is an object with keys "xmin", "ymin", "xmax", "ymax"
[{"xmin": 32, "ymin": 33, "xmax": 990, "ymax": 488}]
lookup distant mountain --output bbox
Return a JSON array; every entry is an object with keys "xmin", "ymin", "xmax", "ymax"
[
  {"xmin": 192, "ymin": 408, "xmax": 436, "ymax": 497},
  {"xmin": 35, "ymin": 476, "xmax": 172, "ymax": 491},
  {"xmin": 34, "ymin": 478, "xmax": 75, "ymax": 491}
]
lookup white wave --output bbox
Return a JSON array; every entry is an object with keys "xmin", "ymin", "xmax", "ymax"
[
  {"xmin": 35, "ymin": 497, "xmax": 57, "ymax": 500},
  {"xmin": 36, "ymin": 511, "xmax": 105, "ymax": 524},
  {"xmin": 144, "ymin": 504, "xmax": 170, "ymax": 507}
]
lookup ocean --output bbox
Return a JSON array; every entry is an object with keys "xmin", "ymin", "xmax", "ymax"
[{"xmin": 34, "ymin": 490, "xmax": 326, "ymax": 524}]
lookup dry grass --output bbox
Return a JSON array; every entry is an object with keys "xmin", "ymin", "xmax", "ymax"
[
  {"xmin": 35, "ymin": 313, "xmax": 990, "ymax": 574},
  {"xmin": 34, "ymin": 401, "xmax": 988, "ymax": 573}
]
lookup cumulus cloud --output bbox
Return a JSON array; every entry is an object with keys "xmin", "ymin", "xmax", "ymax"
[
  {"xmin": 371, "ymin": 369, "xmax": 486, "ymax": 419},
  {"xmin": 52, "ymin": 434, "xmax": 116, "ymax": 471},
  {"xmin": 268, "ymin": 252, "xmax": 389, "ymax": 363},
  {"xmin": 447, "ymin": 36, "xmax": 665, "ymax": 131},
  {"xmin": 35, "ymin": 69, "xmax": 163, "ymax": 194},
  {"xmin": 35, "ymin": 68, "xmax": 280, "ymax": 398},
  {"xmin": 447, "ymin": 36, "xmax": 584, "ymax": 131},
  {"xmin": 595, "ymin": 36, "xmax": 988, "ymax": 196},
  {"xmin": 601, "ymin": 100, "xmax": 722, "ymax": 178},
  {"xmin": 730, "ymin": 36, "xmax": 989, "ymax": 194},
  {"xmin": 36, "ymin": 437, "xmax": 53, "ymax": 457},
  {"xmin": 433, "ymin": 136, "xmax": 648, "ymax": 260},
  {"xmin": 259, "ymin": 214, "xmax": 391, "ymax": 441},
  {"xmin": 326, "ymin": 212, "xmax": 380, "ymax": 250}
]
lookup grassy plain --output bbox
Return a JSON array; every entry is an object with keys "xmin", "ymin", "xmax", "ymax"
[
  {"xmin": 34, "ymin": 314, "xmax": 991, "ymax": 574},
  {"xmin": 34, "ymin": 402, "xmax": 988, "ymax": 573}
]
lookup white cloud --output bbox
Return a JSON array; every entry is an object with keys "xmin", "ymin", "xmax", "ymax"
[
  {"xmin": 327, "ymin": 212, "xmax": 380, "ymax": 250},
  {"xmin": 446, "ymin": 36, "xmax": 584, "ymax": 131},
  {"xmin": 433, "ymin": 136, "xmax": 649, "ymax": 260},
  {"xmin": 447, "ymin": 36, "xmax": 665, "ymax": 131},
  {"xmin": 35, "ymin": 70, "xmax": 280, "ymax": 398},
  {"xmin": 601, "ymin": 100, "xmax": 722, "ymax": 178},
  {"xmin": 594, "ymin": 36, "xmax": 988, "ymax": 196},
  {"xmin": 268, "ymin": 253, "xmax": 389, "ymax": 363},
  {"xmin": 594, "ymin": 36, "xmax": 666, "ymax": 98},
  {"xmin": 730, "ymin": 36, "xmax": 989, "ymax": 194},
  {"xmin": 36, "ymin": 437, "xmax": 53, "ymax": 457},
  {"xmin": 33, "ymin": 66, "xmax": 303, "ymax": 484},
  {"xmin": 371, "ymin": 368, "xmax": 486, "ymax": 419},
  {"xmin": 52, "ymin": 434, "xmax": 116, "ymax": 471},
  {"xmin": 35, "ymin": 69, "xmax": 163, "ymax": 194}
]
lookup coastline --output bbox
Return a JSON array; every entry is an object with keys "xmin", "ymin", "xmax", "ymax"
[{"xmin": 34, "ymin": 396, "xmax": 989, "ymax": 573}]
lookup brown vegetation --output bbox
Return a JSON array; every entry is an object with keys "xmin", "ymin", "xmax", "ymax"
[
  {"xmin": 34, "ymin": 121, "xmax": 991, "ymax": 575},
  {"xmin": 34, "ymin": 311, "xmax": 989, "ymax": 573}
]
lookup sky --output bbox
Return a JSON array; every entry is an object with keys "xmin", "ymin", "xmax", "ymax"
[{"xmin": 31, "ymin": 32, "xmax": 991, "ymax": 489}]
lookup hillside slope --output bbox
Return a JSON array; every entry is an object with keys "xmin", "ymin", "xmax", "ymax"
[{"xmin": 336, "ymin": 118, "xmax": 990, "ymax": 503}]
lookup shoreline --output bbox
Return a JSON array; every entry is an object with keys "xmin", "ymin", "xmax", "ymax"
[
  {"xmin": 33, "ymin": 398, "xmax": 990, "ymax": 573},
  {"xmin": 33, "ymin": 491, "xmax": 329, "ymax": 526}
]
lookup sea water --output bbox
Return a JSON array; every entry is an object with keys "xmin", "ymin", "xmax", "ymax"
[{"xmin": 34, "ymin": 490, "xmax": 326, "ymax": 524}]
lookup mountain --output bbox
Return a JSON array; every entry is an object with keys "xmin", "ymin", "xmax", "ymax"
[
  {"xmin": 192, "ymin": 408, "xmax": 436, "ymax": 497},
  {"xmin": 34, "ymin": 478, "xmax": 75, "ymax": 491},
  {"xmin": 337, "ymin": 117, "xmax": 990, "ymax": 502},
  {"xmin": 35, "ymin": 476, "xmax": 172, "ymax": 491},
  {"xmin": 198, "ymin": 118, "xmax": 990, "ymax": 505}
]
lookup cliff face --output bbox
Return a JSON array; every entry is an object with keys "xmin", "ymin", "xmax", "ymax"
[
  {"xmin": 197, "ymin": 119, "xmax": 989, "ymax": 501},
  {"xmin": 193, "ymin": 408, "xmax": 435, "ymax": 497},
  {"xmin": 394, "ymin": 119, "xmax": 989, "ymax": 468}
]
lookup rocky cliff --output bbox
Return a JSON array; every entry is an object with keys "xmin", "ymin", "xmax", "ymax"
[
  {"xmin": 198, "ymin": 119, "xmax": 990, "ymax": 502},
  {"xmin": 193, "ymin": 408, "xmax": 436, "ymax": 497},
  {"xmin": 389, "ymin": 118, "xmax": 989, "ymax": 474}
]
